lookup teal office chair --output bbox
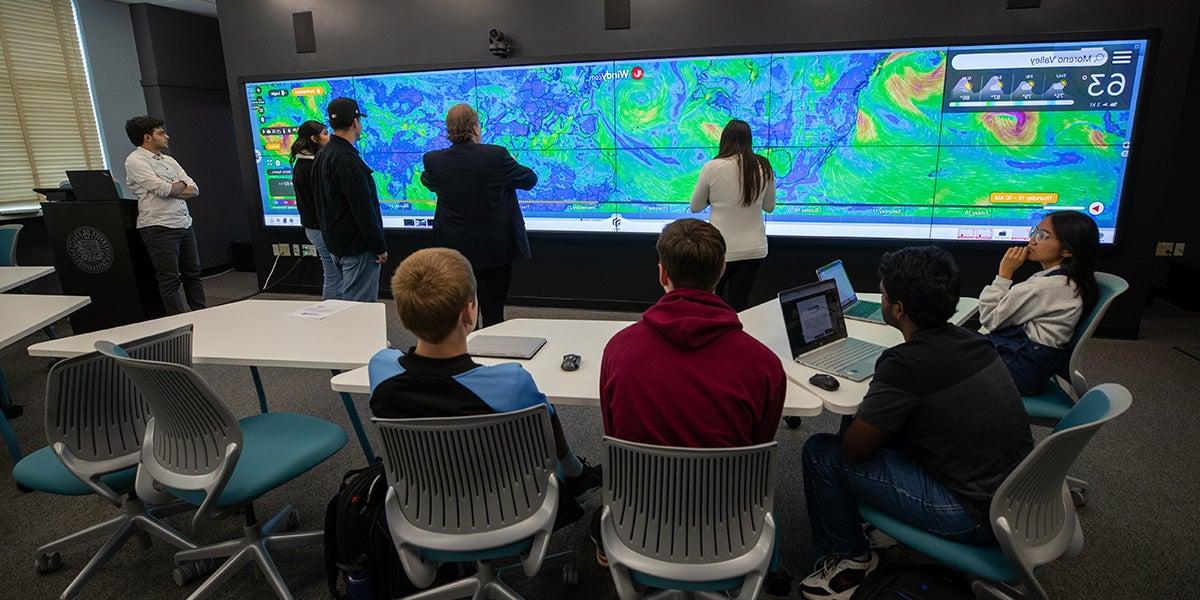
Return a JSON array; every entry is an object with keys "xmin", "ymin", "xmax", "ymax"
[
  {"xmin": 13, "ymin": 326, "xmax": 198, "ymax": 599},
  {"xmin": 373, "ymin": 405, "xmax": 575, "ymax": 599},
  {"xmin": 1022, "ymin": 273, "xmax": 1129, "ymax": 425},
  {"xmin": 1021, "ymin": 273, "xmax": 1127, "ymax": 505},
  {"xmin": 96, "ymin": 339, "xmax": 348, "ymax": 600},
  {"xmin": 600, "ymin": 438, "xmax": 779, "ymax": 600},
  {"xmin": 859, "ymin": 383, "xmax": 1132, "ymax": 600}
]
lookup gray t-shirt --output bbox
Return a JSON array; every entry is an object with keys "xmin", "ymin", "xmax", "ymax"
[{"xmin": 856, "ymin": 323, "xmax": 1033, "ymax": 521}]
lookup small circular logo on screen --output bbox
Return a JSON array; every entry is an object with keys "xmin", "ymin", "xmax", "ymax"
[
  {"xmin": 631, "ymin": 66, "xmax": 644, "ymax": 80},
  {"xmin": 1088, "ymin": 202, "xmax": 1104, "ymax": 215},
  {"xmin": 66, "ymin": 226, "xmax": 114, "ymax": 275}
]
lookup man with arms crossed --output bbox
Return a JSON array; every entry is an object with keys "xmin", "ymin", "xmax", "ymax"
[
  {"xmin": 421, "ymin": 103, "xmax": 537, "ymax": 327},
  {"xmin": 315, "ymin": 97, "xmax": 387, "ymax": 301},
  {"xmin": 799, "ymin": 246, "xmax": 1033, "ymax": 600},
  {"xmin": 124, "ymin": 116, "xmax": 204, "ymax": 315}
]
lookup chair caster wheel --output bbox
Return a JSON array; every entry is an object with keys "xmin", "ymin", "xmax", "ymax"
[
  {"xmin": 784, "ymin": 417, "xmax": 803, "ymax": 429},
  {"xmin": 36, "ymin": 552, "xmax": 63, "ymax": 574},
  {"xmin": 2, "ymin": 403, "xmax": 24, "ymax": 419},
  {"xmin": 1070, "ymin": 487, "xmax": 1087, "ymax": 507},
  {"xmin": 16, "ymin": 482, "xmax": 32, "ymax": 493},
  {"xmin": 562, "ymin": 562, "xmax": 579, "ymax": 585},
  {"xmin": 283, "ymin": 510, "xmax": 300, "ymax": 532},
  {"xmin": 173, "ymin": 558, "xmax": 219, "ymax": 586}
]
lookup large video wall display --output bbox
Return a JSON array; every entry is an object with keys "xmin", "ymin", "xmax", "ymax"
[{"xmin": 246, "ymin": 37, "xmax": 1147, "ymax": 242}]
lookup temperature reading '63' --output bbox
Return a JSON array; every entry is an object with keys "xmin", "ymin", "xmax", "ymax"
[{"xmin": 1085, "ymin": 72, "xmax": 1126, "ymax": 97}]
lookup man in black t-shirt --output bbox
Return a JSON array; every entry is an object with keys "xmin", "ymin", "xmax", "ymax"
[{"xmin": 799, "ymin": 247, "xmax": 1033, "ymax": 600}]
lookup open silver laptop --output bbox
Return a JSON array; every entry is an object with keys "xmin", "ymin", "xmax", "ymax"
[
  {"xmin": 816, "ymin": 259, "xmax": 884, "ymax": 324},
  {"xmin": 778, "ymin": 279, "xmax": 886, "ymax": 382}
]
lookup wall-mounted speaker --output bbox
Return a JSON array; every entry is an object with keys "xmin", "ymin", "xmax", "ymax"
[
  {"xmin": 293, "ymin": 11, "xmax": 316, "ymax": 54},
  {"xmin": 605, "ymin": 0, "xmax": 630, "ymax": 30},
  {"xmin": 1007, "ymin": 0, "xmax": 1042, "ymax": 8}
]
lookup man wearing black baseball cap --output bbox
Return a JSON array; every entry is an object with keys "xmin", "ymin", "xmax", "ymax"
[{"xmin": 313, "ymin": 97, "xmax": 387, "ymax": 301}]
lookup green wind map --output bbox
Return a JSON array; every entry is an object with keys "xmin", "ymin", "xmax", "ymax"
[{"xmin": 247, "ymin": 39, "xmax": 1144, "ymax": 240}]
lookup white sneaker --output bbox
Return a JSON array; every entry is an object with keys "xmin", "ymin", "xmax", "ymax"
[{"xmin": 799, "ymin": 552, "xmax": 879, "ymax": 600}]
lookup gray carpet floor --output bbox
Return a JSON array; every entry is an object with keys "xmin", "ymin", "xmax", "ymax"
[{"xmin": 1, "ymin": 271, "xmax": 1197, "ymax": 599}]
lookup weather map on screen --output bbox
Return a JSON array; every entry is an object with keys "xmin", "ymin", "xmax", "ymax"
[{"xmin": 246, "ymin": 38, "xmax": 1147, "ymax": 242}]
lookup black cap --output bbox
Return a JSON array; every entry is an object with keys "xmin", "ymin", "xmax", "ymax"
[{"xmin": 327, "ymin": 97, "xmax": 367, "ymax": 121}]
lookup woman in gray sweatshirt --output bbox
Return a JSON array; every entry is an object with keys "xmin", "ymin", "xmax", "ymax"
[{"xmin": 979, "ymin": 211, "xmax": 1100, "ymax": 394}]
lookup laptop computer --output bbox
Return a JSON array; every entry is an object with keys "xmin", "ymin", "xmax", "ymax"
[
  {"xmin": 778, "ymin": 279, "xmax": 887, "ymax": 382},
  {"xmin": 65, "ymin": 170, "xmax": 122, "ymax": 201},
  {"xmin": 467, "ymin": 335, "xmax": 547, "ymax": 360},
  {"xmin": 816, "ymin": 259, "xmax": 884, "ymax": 323}
]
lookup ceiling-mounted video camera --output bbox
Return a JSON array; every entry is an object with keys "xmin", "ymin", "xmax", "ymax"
[{"xmin": 489, "ymin": 29, "xmax": 512, "ymax": 58}]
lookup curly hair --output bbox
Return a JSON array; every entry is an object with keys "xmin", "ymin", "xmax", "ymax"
[
  {"xmin": 124, "ymin": 115, "xmax": 164, "ymax": 147},
  {"xmin": 445, "ymin": 103, "xmax": 479, "ymax": 144},
  {"xmin": 878, "ymin": 246, "xmax": 960, "ymax": 329}
]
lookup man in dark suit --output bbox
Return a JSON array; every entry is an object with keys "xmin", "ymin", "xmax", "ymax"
[{"xmin": 420, "ymin": 103, "xmax": 538, "ymax": 327}]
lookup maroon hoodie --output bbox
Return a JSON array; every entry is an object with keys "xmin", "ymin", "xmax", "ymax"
[{"xmin": 600, "ymin": 288, "xmax": 786, "ymax": 448}]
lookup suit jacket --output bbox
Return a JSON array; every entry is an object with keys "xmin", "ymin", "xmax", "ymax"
[{"xmin": 421, "ymin": 142, "xmax": 537, "ymax": 269}]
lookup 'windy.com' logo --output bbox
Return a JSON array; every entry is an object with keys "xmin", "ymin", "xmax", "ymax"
[{"xmin": 590, "ymin": 66, "xmax": 644, "ymax": 81}]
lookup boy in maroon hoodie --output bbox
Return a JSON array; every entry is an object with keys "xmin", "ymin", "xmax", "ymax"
[
  {"xmin": 591, "ymin": 219, "xmax": 789, "ymax": 590},
  {"xmin": 600, "ymin": 218, "xmax": 786, "ymax": 448}
]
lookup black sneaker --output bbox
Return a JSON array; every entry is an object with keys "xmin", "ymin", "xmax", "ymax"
[
  {"xmin": 561, "ymin": 457, "xmax": 602, "ymax": 498},
  {"xmin": 799, "ymin": 553, "xmax": 878, "ymax": 600}
]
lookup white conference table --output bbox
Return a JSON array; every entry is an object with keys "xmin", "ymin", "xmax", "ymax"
[
  {"xmin": 27, "ymin": 299, "xmax": 387, "ymax": 460},
  {"xmin": 0, "ymin": 266, "xmax": 55, "ymax": 293},
  {"xmin": 739, "ymin": 293, "xmax": 980, "ymax": 415},
  {"xmin": 1, "ymin": 293, "xmax": 91, "ymax": 461},
  {"xmin": 330, "ymin": 318, "xmax": 826, "ymax": 417}
]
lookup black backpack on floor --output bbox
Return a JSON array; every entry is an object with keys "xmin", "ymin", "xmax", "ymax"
[
  {"xmin": 323, "ymin": 461, "xmax": 419, "ymax": 600},
  {"xmin": 850, "ymin": 563, "xmax": 975, "ymax": 600}
]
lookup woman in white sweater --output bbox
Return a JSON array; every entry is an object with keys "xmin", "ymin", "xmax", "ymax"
[
  {"xmin": 979, "ymin": 211, "xmax": 1100, "ymax": 394},
  {"xmin": 689, "ymin": 119, "xmax": 776, "ymax": 311}
]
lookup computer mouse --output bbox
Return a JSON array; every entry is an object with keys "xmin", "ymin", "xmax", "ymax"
[
  {"xmin": 808, "ymin": 373, "xmax": 840, "ymax": 391},
  {"xmin": 561, "ymin": 354, "xmax": 581, "ymax": 372}
]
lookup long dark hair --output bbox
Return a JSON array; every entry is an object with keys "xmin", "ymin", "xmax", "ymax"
[
  {"xmin": 289, "ymin": 120, "xmax": 326, "ymax": 163},
  {"xmin": 1047, "ymin": 211, "xmax": 1100, "ymax": 313},
  {"xmin": 715, "ymin": 119, "xmax": 773, "ymax": 207}
]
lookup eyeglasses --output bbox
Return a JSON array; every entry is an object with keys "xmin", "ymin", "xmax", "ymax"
[{"xmin": 1028, "ymin": 226, "xmax": 1054, "ymax": 243}]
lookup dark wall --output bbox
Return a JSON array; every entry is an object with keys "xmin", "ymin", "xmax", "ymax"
[
  {"xmin": 131, "ymin": 3, "xmax": 247, "ymax": 270},
  {"xmin": 215, "ymin": 0, "xmax": 1200, "ymax": 337}
]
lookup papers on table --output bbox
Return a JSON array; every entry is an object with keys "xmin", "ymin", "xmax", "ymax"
[{"xmin": 286, "ymin": 300, "xmax": 359, "ymax": 320}]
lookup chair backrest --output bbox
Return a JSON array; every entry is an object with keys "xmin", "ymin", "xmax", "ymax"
[
  {"xmin": 1062, "ymin": 273, "xmax": 1128, "ymax": 394},
  {"xmin": 45, "ymin": 326, "xmax": 193, "ymax": 498},
  {"xmin": 0, "ymin": 223, "xmax": 22, "ymax": 266},
  {"xmin": 990, "ymin": 383, "xmax": 1131, "ymax": 569},
  {"xmin": 95, "ymin": 338, "xmax": 242, "ymax": 519},
  {"xmin": 602, "ymin": 437, "xmax": 778, "ymax": 564},
  {"xmin": 374, "ymin": 404, "xmax": 557, "ymax": 534}
]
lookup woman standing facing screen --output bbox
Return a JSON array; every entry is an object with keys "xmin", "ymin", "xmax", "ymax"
[
  {"xmin": 290, "ymin": 120, "xmax": 339, "ymax": 299},
  {"xmin": 690, "ymin": 119, "xmax": 776, "ymax": 311}
]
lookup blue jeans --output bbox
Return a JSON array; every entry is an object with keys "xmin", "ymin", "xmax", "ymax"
[
  {"xmin": 305, "ymin": 228, "xmax": 343, "ymax": 300},
  {"xmin": 802, "ymin": 433, "xmax": 994, "ymax": 561},
  {"xmin": 334, "ymin": 251, "xmax": 380, "ymax": 302}
]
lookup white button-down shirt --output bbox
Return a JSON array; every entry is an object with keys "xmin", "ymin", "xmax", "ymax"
[{"xmin": 124, "ymin": 146, "xmax": 198, "ymax": 229}]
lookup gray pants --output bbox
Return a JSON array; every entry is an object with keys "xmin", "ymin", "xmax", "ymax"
[{"xmin": 139, "ymin": 225, "xmax": 206, "ymax": 315}]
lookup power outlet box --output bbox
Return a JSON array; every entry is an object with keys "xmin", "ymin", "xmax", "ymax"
[
  {"xmin": 272, "ymin": 243, "xmax": 291, "ymax": 257},
  {"xmin": 1174, "ymin": 243, "xmax": 1186, "ymax": 257},
  {"xmin": 1157, "ymin": 242, "xmax": 1175, "ymax": 257}
]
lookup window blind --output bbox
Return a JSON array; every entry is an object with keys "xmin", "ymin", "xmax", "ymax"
[{"xmin": 0, "ymin": 0, "xmax": 104, "ymax": 210}]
